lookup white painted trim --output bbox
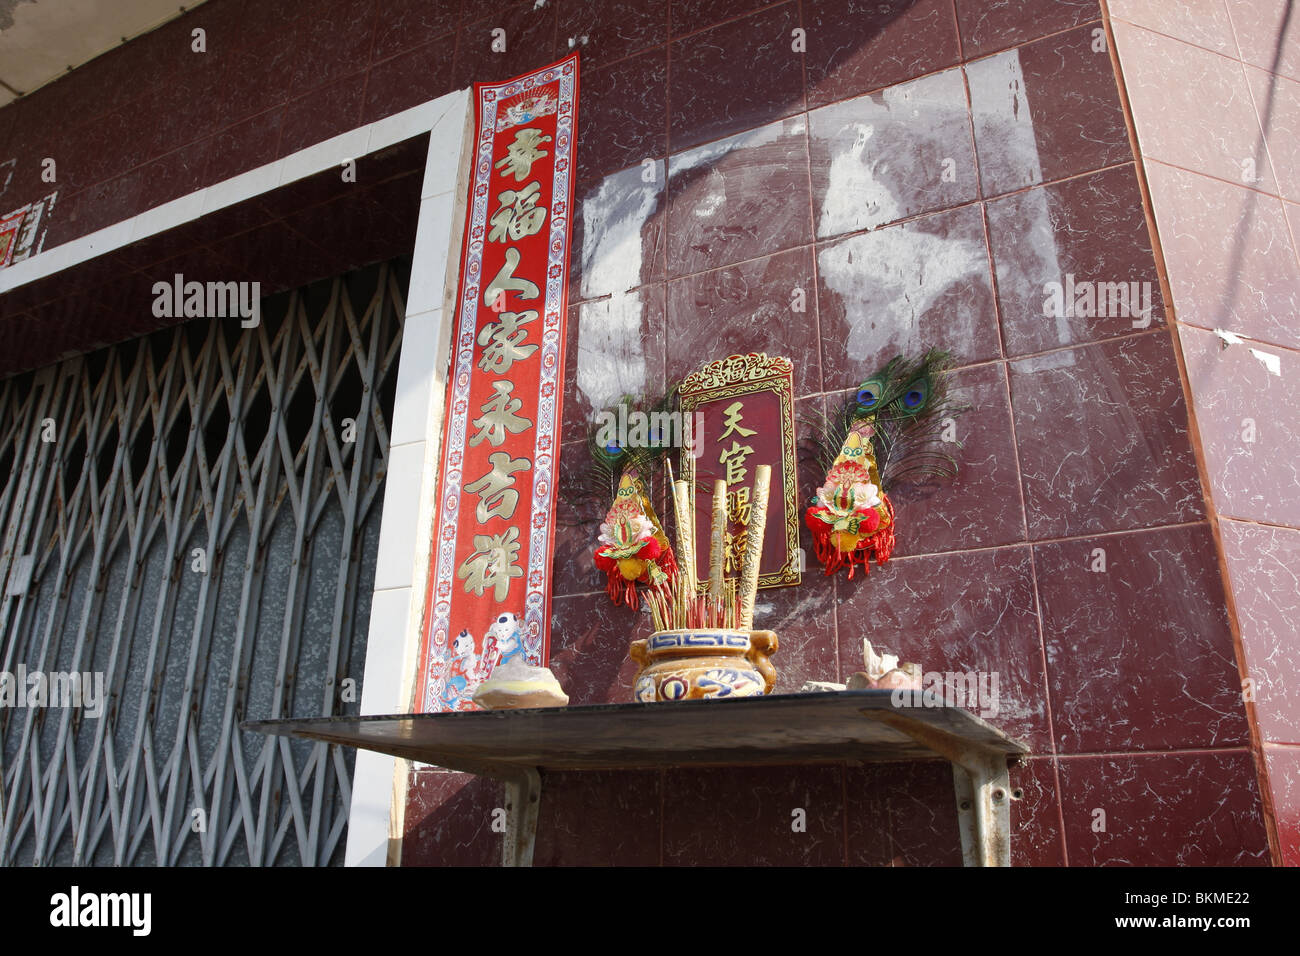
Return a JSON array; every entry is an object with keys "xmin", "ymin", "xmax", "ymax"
[
  {"xmin": 346, "ymin": 90, "xmax": 474, "ymax": 868},
  {"xmin": 0, "ymin": 85, "xmax": 475, "ymax": 867},
  {"xmin": 0, "ymin": 92, "xmax": 468, "ymax": 295}
]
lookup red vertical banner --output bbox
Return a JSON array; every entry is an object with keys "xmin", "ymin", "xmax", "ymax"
[{"xmin": 414, "ymin": 55, "xmax": 579, "ymax": 713}]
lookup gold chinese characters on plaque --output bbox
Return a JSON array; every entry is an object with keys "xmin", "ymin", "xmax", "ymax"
[{"xmin": 680, "ymin": 353, "xmax": 800, "ymax": 590}]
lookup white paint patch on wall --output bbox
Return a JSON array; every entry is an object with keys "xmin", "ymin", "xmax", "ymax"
[
  {"xmin": 812, "ymin": 68, "xmax": 971, "ymax": 238},
  {"xmin": 965, "ymin": 48, "xmax": 1046, "ymax": 194},
  {"xmin": 578, "ymin": 162, "xmax": 662, "ymax": 301},
  {"xmin": 818, "ymin": 121, "xmax": 902, "ymax": 236},
  {"xmin": 575, "ymin": 161, "xmax": 664, "ymax": 412},
  {"xmin": 575, "ymin": 292, "xmax": 648, "ymax": 413},
  {"xmin": 817, "ymin": 223, "xmax": 986, "ymax": 357}
]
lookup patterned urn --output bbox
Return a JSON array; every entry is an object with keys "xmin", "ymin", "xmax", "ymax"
[{"xmin": 629, "ymin": 629, "xmax": 778, "ymax": 702}]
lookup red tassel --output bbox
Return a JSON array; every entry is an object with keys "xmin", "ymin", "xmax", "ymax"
[{"xmin": 806, "ymin": 494, "xmax": 897, "ymax": 578}]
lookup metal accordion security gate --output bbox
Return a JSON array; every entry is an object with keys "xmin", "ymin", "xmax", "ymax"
[{"xmin": 0, "ymin": 260, "xmax": 408, "ymax": 866}]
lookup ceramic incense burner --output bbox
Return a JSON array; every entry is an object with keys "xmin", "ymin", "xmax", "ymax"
[{"xmin": 630, "ymin": 628, "xmax": 778, "ymax": 702}]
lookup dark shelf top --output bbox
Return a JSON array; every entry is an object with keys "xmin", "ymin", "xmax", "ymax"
[{"xmin": 244, "ymin": 690, "xmax": 1029, "ymax": 779}]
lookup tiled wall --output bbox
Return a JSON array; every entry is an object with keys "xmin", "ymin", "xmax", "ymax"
[
  {"xmin": 1110, "ymin": 0, "xmax": 1300, "ymax": 868},
  {"xmin": 0, "ymin": 0, "xmax": 1279, "ymax": 865}
]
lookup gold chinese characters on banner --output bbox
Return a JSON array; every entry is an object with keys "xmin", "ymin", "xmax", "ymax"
[{"xmin": 415, "ymin": 55, "xmax": 580, "ymax": 713}]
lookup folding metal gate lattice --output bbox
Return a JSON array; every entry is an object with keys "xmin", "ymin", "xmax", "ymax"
[{"xmin": 0, "ymin": 261, "xmax": 406, "ymax": 866}]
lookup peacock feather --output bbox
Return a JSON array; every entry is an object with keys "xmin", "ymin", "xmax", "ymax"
[{"xmin": 808, "ymin": 349, "xmax": 968, "ymax": 492}]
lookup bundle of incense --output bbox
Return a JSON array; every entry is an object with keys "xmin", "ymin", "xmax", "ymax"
[
  {"xmin": 645, "ymin": 577, "xmax": 740, "ymax": 631},
  {"xmin": 708, "ymin": 479, "xmax": 726, "ymax": 600},
  {"xmin": 738, "ymin": 464, "xmax": 772, "ymax": 630}
]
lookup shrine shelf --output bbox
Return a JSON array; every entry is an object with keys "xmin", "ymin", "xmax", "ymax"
[{"xmin": 245, "ymin": 690, "xmax": 1029, "ymax": 867}]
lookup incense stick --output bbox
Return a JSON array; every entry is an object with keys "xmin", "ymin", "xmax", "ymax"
[
  {"xmin": 738, "ymin": 464, "xmax": 771, "ymax": 630},
  {"xmin": 708, "ymin": 479, "xmax": 726, "ymax": 600},
  {"xmin": 673, "ymin": 478, "xmax": 697, "ymax": 595}
]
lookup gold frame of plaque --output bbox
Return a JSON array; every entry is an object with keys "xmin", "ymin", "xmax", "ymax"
[{"xmin": 679, "ymin": 352, "xmax": 801, "ymax": 591}]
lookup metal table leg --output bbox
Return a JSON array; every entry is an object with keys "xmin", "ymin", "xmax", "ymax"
[
  {"xmin": 501, "ymin": 766, "xmax": 541, "ymax": 867},
  {"xmin": 952, "ymin": 753, "xmax": 1012, "ymax": 867}
]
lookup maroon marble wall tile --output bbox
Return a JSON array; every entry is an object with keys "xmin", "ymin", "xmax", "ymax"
[
  {"xmin": 1225, "ymin": 0, "xmax": 1300, "ymax": 83},
  {"xmin": 256, "ymin": 166, "xmax": 353, "ymax": 221},
  {"xmin": 279, "ymin": 74, "xmax": 368, "ymax": 157},
  {"xmin": 662, "ymin": 764, "xmax": 846, "ymax": 865},
  {"xmin": 665, "ymin": 116, "xmax": 810, "ymax": 278},
  {"xmin": 1109, "ymin": 0, "xmax": 1238, "ymax": 57},
  {"xmin": 1146, "ymin": 164, "xmax": 1300, "ymax": 347},
  {"xmin": 205, "ymin": 110, "xmax": 285, "ymax": 184},
  {"xmin": 671, "ymin": 0, "xmax": 779, "ymax": 36},
  {"xmin": 886, "ymin": 361, "xmax": 1027, "ymax": 556},
  {"xmin": 371, "ymin": 0, "xmax": 461, "ymax": 63},
  {"xmin": 403, "ymin": 768, "xmax": 504, "ymax": 866},
  {"xmin": 843, "ymin": 763, "xmax": 894, "ymax": 865},
  {"xmin": 557, "ymin": 0, "xmax": 668, "ymax": 68},
  {"xmin": 987, "ymin": 164, "xmax": 1165, "ymax": 356},
  {"xmin": 836, "ymin": 546, "xmax": 1048, "ymax": 749},
  {"xmin": 667, "ymin": 4, "xmax": 805, "ymax": 152},
  {"xmin": 548, "ymin": 592, "xmax": 651, "ymax": 705},
  {"xmin": 65, "ymin": 106, "xmax": 156, "ymax": 195},
  {"xmin": 817, "ymin": 204, "xmax": 1001, "ymax": 381},
  {"xmin": 59, "ymin": 176, "xmax": 146, "ymax": 238},
  {"xmin": 362, "ymin": 37, "xmax": 458, "ymax": 124},
  {"xmin": 571, "ymin": 163, "xmax": 667, "ymax": 301},
  {"xmin": 1009, "ymin": 333, "xmax": 1204, "ymax": 539},
  {"xmin": 753, "ymin": 554, "xmax": 838, "ymax": 692},
  {"xmin": 1113, "ymin": 22, "xmax": 1277, "ymax": 194},
  {"xmin": 283, "ymin": 0, "xmax": 380, "ymax": 98},
  {"xmin": 573, "ymin": 50, "xmax": 668, "ymax": 191},
  {"xmin": 1179, "ymin": 325, "xmax": 1300, "ymax": 528},
  {"xmin": 665, "ymin": 247, "xmax": 821, "ymax": 395},
  {"xmin": 849, "ymin": 757, "xmax": 1066, "ymax": 866},
  {"xmin": 450, "ymin": 2, "xmax": 559, "ymax": 90},
  {"xmin": 803, "ymin": 0, "xmax": 961, "ymax": 109},
  {"xmin": 134, "ymin": 141, "xmax": 214, "ymax": 213},
  {"xmin": 561, "ymin": 284, "xmax": 666, "ymax": 444},
  {"xmin": 807, "ymin": 67, "xmax": 977, "ymax": 240},
  {"xmin": 461, "ymin": 0, "xmax": 510, "ymax": 26},
  {"xmin": 205, "ymin": 27, "xmax": 299, "ymax": 132},
  {"xmin": 2, "ymin": 112, "xmax": 71, "ymax": 212},
  {"xmin": 954, "ymin": 0, "xmax": 1099, "ymax": 58},
  {"xmin": 1035, "ymin": 524, "xmax": 1248, "ymax": 753},
  {"xmin": 206, "ymin": 220, "xmax": 333, "ymax": 291},
  {"xmin": 1057, "ymin": 751, "xmax": 1270, "ymax": 866},
  {"xmin": 1264, "ymin": 746, "xmax": 1300, "ymax": 866},
  {"xmin": 966, "ymin": 24, "xmax": 1130, "ymax": 198},
  {"xmin": 1220, "ymin": 520, "xmax": 1300, "ymax": 745},
  {"xmin": 551, "ymin": 443, "xmax": 608, "ymax": 598},
  {"xmin": 873, "ymin": 760, "xmax": 964, "ymax": 865},
  {"xmin": 1246, "ymin": 65, "xmax": 1300, "ymax": 203},
  {"xmin": 131, "ymin": 2, "xmax": 243, "ymax": 128},
  {"xmin": 0, "ymin": 103, "xmax": 14, "ymax": 157},
  {"xmin": 280, "ymin": 189, "xmax": 409, "ymax": 273},
  {"xmin": 534, "ymin": 769, "xmax": 663, "ymax": 865},
  {"xmin": 1010, "ymin": 756, "xmax": 1066, "ymax": 865}
]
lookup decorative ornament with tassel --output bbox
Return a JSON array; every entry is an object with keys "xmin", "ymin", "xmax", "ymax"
[
  {"xmin": 805, "ymin": 349, "xmax": 966, "ymax": 578},
  {"xmin": 587, "ymin": 393, "xmax": 679, "ymax": 606}
]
